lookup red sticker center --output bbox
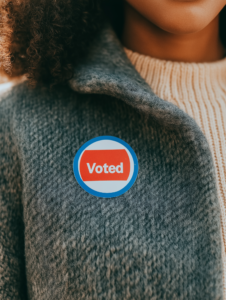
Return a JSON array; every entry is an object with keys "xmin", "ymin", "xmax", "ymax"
[{"xmin": 80, "ymin": 149, "xmax": 130, "ymax": 181}]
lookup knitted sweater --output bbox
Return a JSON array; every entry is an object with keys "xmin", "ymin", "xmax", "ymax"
[
  {"xmin": 125, "ymin": 48, "xmax": 226, "ymax": 295},
  {"xmin": 0, "ymin": 24, "xmax": 223, "ymax": 299}
]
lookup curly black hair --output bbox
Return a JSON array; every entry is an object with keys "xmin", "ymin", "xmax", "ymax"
[
  {"xmin": 0, "ymin": 1, "xmax": 225, "ymax": 86},
  {"xmin": 0, "ymin": 0, "xmax": 104, "ymax": 86},
  {"xmin": 220, "ymin": 7, "xmax": 226, "ymax": 47}
]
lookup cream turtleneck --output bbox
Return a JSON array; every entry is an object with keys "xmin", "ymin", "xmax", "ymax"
[{"xmin": 125, "ymin": 47, "xmax": 226, "ymax": 296}]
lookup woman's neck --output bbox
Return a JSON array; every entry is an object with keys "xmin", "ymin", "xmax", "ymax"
[{"xmin": 122, "ymin": 3, "xmax": 225, "ymax": 63}]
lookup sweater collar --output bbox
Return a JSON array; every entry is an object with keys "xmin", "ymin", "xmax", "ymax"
[{"xmin": 69, "ymin": 23, "xmax": 206, "ymax": 138}]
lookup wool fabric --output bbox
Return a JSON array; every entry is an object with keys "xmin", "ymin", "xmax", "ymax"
[
  {"xmin": 0, "ymin": 24, "xmax": 224, "ymax": 299},
  {"xmin": 125, "ymin": 47, "xmax": 226, "ymax": 296}
]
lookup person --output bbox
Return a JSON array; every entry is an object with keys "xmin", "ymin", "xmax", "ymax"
[{"xmin": 0, "ymin": 0, "xmax": 226, "ymax": 299}]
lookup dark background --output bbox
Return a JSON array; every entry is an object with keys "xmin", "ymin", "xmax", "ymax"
[{"xmin": 102, "ymin": 0, "xmax": 125, "ymax": 38}]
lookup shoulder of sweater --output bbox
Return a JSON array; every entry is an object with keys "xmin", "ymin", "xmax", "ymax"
[
  {"xmin": 0, "ymin": 82, "xmax": 79, "ymax": 184},
  {"xmin": 0, "ymin": 82, "xmax": 83, "ymax": 125},
  {"xmin": 0, "ymin": 83, "xmax": 79, "ymax": 160}
]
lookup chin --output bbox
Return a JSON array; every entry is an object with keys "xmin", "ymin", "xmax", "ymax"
[
  {"xmin": 159, "ymin": 19, "xmax": 209, "ymax": 35},
  {"xmin": 153, "ymin": 8, "xmax": 213, "ymax": 35},
  {"xmin": 126, "ymin": 0, "xmax": 223, "ymax": 36}
]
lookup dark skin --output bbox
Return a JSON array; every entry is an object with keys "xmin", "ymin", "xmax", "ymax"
[
  {"xmin": 122, "ymin": 0, "xmax": 226, "ymax": 62},
  {"xmin": 1, "ymin": 0, "xmax": 225, "ymax": 85}
]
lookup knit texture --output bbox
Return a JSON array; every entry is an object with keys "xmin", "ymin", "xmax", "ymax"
[
  {"xmin": 125, "ymin": 47, "xmax": 226, "ymax": 296},
  {"xmin": 0, "ymin": 24, "xmax": 223, "ymax": 299}
]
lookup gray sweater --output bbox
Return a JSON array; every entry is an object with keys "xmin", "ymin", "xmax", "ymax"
[{"xmin": 0, "ymin": 24, "xmax": 223, "ymax": 299}]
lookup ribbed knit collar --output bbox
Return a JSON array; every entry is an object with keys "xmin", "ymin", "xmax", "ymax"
[{"xmin": 124, "ymin": 47, "xmax": 226, "ymax": 105}]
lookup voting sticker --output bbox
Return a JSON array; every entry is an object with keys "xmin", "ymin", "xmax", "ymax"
[{"xmin": 73, "ymin": 136, "xmax": 139, "ymax": 198}]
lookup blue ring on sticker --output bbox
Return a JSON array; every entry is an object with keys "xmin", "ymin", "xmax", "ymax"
[{"xmin": 73, "ymin": 136, "xmax": 139, "ymax": 198}]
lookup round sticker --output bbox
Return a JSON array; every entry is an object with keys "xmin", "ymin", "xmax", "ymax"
[{"xmin": 73, "ymin": 136, "xmax": 139, "ymax": 198}]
